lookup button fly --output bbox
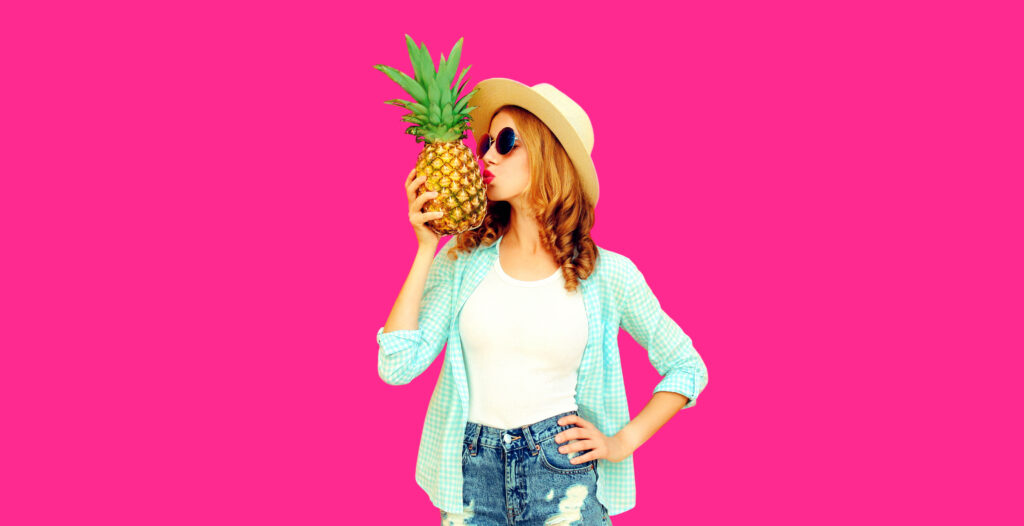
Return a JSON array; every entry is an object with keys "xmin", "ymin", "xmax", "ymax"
[{"xmin": 503, "ymin": 434, "xmax": 512, "ymax": 444}]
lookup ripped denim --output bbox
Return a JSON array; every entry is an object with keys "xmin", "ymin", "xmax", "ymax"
[{"xmin": 439, "ymin": 410, "xmax": 612, "ymax": 525}]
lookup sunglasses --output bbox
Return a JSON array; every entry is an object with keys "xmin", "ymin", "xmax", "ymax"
[{"xmin": 477, "ymin": 127, "xmax": 524, "ymax": 158}]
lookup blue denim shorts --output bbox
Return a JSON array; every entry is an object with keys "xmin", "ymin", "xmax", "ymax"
[{"xmin": 439, "ymin": 409, "xmax": 613, "ymax": 525}]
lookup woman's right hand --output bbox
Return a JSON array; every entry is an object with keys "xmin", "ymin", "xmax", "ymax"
[{"xmin": 406, "ymin": 168, "xmax": 444, "ymax": 247}]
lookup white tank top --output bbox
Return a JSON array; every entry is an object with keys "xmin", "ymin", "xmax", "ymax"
[{"xmin": 459, "ymin": 236, "xmax": 588, "ymax": 429}]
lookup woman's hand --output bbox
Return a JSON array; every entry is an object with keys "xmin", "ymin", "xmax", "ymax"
[
  {"xmin": 554, "ymin": 414, "xmax": 633, "ymax": 464},
  {"xmin": 405, "ymin": 168, "xmax": 444, "ymax": 247}
]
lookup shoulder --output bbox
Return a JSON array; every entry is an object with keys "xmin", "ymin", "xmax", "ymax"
[
  {"xmin": 440, "ymin": 236, "xmax": 459, "ymax": 254},
  {"xmin": 435, "ymin": 235, "xmax": 485, "ymax": 270},
  {"xmin": 594, "ymin": 245, "xmax": 642, "ymax": 288}
]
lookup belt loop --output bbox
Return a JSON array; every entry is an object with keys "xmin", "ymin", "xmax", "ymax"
[
  {"xmin": 522, "ymin": 424, "xmax": 539, "ymax": 456},
  {"xmin": 471, "ymin": 423, "xmax": 482, "ymax": 456}
]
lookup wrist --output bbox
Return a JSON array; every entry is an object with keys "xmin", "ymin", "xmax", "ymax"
[{"xmin": 613, "ymin": 427, "xmax": 639, "ymax": 457}]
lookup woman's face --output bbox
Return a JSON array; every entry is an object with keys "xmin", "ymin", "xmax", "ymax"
[{"xmin": 480, "ymin": 110, "xmax": 530, "ymax": 203}]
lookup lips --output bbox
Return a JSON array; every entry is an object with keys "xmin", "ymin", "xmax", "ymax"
[{"xmin": 483, "ymin": 169, "xmax": 495, "ymax": 184}]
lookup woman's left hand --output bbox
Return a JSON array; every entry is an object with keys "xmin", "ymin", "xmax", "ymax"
[{"xmin": 554, "ymin": 414, "xmax": 632, "ymax": 464}]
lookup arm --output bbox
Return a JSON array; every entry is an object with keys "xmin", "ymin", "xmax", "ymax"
[
  {"xmin": 608, "ymin": 260, "xmax": 708, "ymax": 455},
  {"xmin": 557, "ymin": 391, "xmax": 688, "ymax": 464},
  {"xmin": 613, "ymin": 391, "xmax": 689, "ymax": 456},
  {"xmin": 376, "ymin": 237, "xmax": 458, "ymax": 385}
]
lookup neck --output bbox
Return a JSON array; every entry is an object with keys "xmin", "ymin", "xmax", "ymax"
[{"xmin": 505, "ymin": 203, "xmax": 544, "ymax": 254}]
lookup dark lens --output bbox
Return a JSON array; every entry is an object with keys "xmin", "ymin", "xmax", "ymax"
[
  {"xmin": 477, "ymin": 135, "xmax": 492, "ymax": 158},
  {"xmin": 497, "ymin": 127, "xmax": 517, "ymax": 155}
]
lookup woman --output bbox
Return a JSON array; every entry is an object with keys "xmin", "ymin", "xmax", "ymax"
[{"xmin": 377, "ymin": 79, "xmax": 709, "ymax": 525}]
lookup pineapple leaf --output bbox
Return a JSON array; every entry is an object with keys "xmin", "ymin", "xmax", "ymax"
[
  {"xmin": 453, "ymin": 95, "xmax": 469, "ymax": 114},
  {"xmin": 426, "ymin": 75, "xmax": 439, "ymax": 104},
  {"xmin": 455, "ymin": 88, "xmax": 479, "ymax": 111},
  {"xmin": 441, "ymin": 103, "xmax": 453, "ymax": 123},
  {"xmin": 419, "ymin": 42, "xmax": 434, "ymax": 77},
  {"xmin": 401, "ymin": 114, "xmax": 425, "ymax": 124},
  {"xmin": 454, "ymin": 65, "xmax": 472, "ymax": 95},
  {"xmin": 438, "ymin": 53, "xmax": 447, "ymax": 87},
  {"xmin": 384, "ymin": 98, "xmax": 411, "ymax": 108},
  {"xmin": 374, "ymin": 64, "xmax": 427, "ymax": 102},
  {"xmin": 456, "ymin": 81, "xmax": 477, "ymax": 102},
  {"xmin": 440, "ymin": 84, "xmax": 452, "ymax": 106},
  {"xmin": 418, "ymin": 42, "xmax": 439, "ymax": 102},
  {"xmin": 444, "ymin": 38, "xmax": 463, "ymax": 87},
  {"xmin": 428, "ymin": 82, "xmax": 440, "ymax": 105},
  {"xmin": 408, "ymin": 102, "xmax": 429, "ymax": 115},
  {"xmin": 404, "ymin": 34, "xmax": 429, "ymax": 90},
  {"xmin": 437, "ymin": 50, "xmax": 453, "ymax": 89},
  {"xmin": 404, "ymin": 124, "xmax": 421, "ymax": 134}
]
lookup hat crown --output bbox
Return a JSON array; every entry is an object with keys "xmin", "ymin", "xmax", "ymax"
[{"xmin": 530, "ymin": 83, "xmax": 594, "ymax": 154}]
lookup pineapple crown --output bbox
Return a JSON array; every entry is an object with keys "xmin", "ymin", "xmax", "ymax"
[{"xmin": 373, "ymin": 35, "xmax": 479, "ymax": 144}]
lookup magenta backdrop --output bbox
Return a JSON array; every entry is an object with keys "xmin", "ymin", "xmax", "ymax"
[{"xmin": 3, "ymin": 1, "xmax": 1021, "ymax": 525}]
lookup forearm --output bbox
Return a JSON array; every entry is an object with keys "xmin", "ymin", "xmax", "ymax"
[
  {"xmin": 614, "ymin": 391, "xmax": 689, "ymax": 455},
  {"xmin": 382, "ymin": 242, "xmax": 439, "ymax": 333}
]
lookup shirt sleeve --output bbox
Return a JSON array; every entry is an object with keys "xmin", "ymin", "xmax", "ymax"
[
  {"xmin": 618, "ymin": 259, "xmax": 709, "ymax": 409},
  {"xmin": 376, "ymin": 237, "xmax": 458, "ymax": 385}
]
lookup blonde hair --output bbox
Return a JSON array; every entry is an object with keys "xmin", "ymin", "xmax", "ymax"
[{"xmin": 449, "ymin": 105, "xmax": 598, "ymax": 293}]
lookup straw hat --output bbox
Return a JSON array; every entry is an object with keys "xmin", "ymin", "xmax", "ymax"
[{"xmin": 468, "ymin": 79, "xmax": 599, "ymax": 208}]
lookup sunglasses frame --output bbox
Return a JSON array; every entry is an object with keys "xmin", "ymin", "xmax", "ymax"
[{"xmin": 477, "ymin": 127, "xmax": 524, "ymax": 158}]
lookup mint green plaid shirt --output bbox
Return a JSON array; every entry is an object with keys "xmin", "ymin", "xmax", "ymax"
[{"xmin": 376, "ymin": 235, "xmax": 708, "ymax": 516}]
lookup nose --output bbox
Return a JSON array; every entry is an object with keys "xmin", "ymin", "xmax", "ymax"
[{"xmin": 481, "ymin": 144, "xmax": 499, "ymax": 165}]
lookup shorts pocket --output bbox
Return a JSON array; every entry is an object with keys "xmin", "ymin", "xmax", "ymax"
[{"xmin": 536, "ymin": 436, "xmax": 596, "ymax": 475}]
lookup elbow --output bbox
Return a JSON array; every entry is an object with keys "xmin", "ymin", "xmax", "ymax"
[
  {"xmin": 379, "ymin": 372, "xmax": 412, "ymax": 386},
  {"xmin": 378, "ymin": 368, "xmax": 412, "ymax": 386},
  {"xmin": 377, "ymin": 352, "xmax": 413, "ymax": 386},
  {"xmin": 686, "ymin": 363, "xmax": 709, "ymax": 409},
  {"xmin": 376, "ymin": 328, "xmax": 421, "ymax": 386},
  {"xmin": 696, "ymin": 356, "xmax": 709, "ymax": 392},
  {"xmin": 657, "ymin": 363, "xmax": 708, "ymax": 410}
]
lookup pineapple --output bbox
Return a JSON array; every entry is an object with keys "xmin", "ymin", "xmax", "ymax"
[{"xmin": 374, "ymin": 35, "xmax": 487, "ymax": 235}]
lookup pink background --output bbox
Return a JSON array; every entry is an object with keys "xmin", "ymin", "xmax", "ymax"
[{"xmin": 3, "ymin": 1, "xmax": 1021, "ymax": 524}]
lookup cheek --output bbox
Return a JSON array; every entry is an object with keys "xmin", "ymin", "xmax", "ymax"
[{"xmin": 515, "ymin": 153, "xmax": 530, "ymax": 179}]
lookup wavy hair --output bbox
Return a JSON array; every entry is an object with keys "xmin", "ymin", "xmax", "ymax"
[{"xmin": 448, "ymin": 105, "xmax": 598, "ymax": 293}]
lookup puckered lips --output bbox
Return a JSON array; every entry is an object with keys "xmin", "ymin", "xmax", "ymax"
[{"xmin": 483, "ymin": 169, "xmax": 495, "ymax": 184}]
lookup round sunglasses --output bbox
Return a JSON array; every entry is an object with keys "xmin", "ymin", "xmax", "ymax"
[{"xmin": 477, "ymin": 127, "xmax": 524, "ymax": 158}]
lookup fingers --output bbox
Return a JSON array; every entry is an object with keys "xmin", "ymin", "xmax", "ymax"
[
  {"xmin": 410, "ymin": 209, "xmax": 445, "ymax": 225},
  {"xmin": 557, "ymin": 414, "xmax": 594, "ymax": 430},
  {"xmin": 407, "ymin": 176, "xmax": 431, "ymax": 203},
  {"xmin": 409, "ymin": 188, "xmax": 443, "ymax": 226},
  {"xmin": 556, "ymin": 427, "xmax": 587, "ymax": 443},
  {"xmin": 411, "ymin": 190, "xmax": 439, "ymax": 211},
  {"xmin": 560, "ymin": 437, "xmax": 601, "ymax": 464},
  {"xmin": 405, "ymin": 170, "xmax": 425, "ymax": 202},
  {"xmin": 567, "ymin": 446, "xmax": 601, "ymax": 464}
]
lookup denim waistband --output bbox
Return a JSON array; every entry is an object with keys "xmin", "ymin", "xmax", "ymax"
[{"xmin": 464, "ymin": 410, "xmax": 580, "ymax": 453}]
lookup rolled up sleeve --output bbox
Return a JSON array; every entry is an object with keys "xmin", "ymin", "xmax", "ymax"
[
  {"xmin": 619, "ymin": 260, "xmax": 708, "ymax": 409},
  {"xmin": 377, "ymin": 238, "xmax": 458, "ymax": 385}
]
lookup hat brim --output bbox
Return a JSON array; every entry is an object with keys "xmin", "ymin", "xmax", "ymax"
[{"xmin": 468, "ymin": 78, "xmax": 598, "ymax": 208}]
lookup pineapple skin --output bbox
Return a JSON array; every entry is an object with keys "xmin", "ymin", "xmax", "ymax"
[{"xmin": 416, "ymin": 141, "xmax": 486, "ymax": 235}]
